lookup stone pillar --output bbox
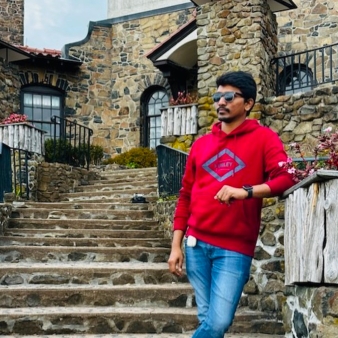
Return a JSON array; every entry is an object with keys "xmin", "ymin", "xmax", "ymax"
[
  {"xmin": 196, "ymin": 0, "xmax": 278, "ymax": 131},
  {"xmin": 0, "ymin": 0, "xmax": 24, "ymax": 45}
]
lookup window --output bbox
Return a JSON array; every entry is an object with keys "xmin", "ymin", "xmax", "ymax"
[
  {"xmin": 279, "ymin": 64, "xmax": 314, "ymax": 95},
  {"xmin": 21, "ymin": 86, "xmax": 64, "ymax": 138},
  {"xmin": 141, "ymin": 88, "xmax": 169, "ymax": 149}
]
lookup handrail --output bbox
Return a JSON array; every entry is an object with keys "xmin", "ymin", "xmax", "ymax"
[
  {"xmin": 271, "ymin": 42, "xmax": 338, "ymax": 95},
  {"xmin": 156, "ymin": 145, "xmax": 188, "ymax": 197},
  {"xmin": 48, "ymin": 116, "xmax": 93, "ymax": 170}
]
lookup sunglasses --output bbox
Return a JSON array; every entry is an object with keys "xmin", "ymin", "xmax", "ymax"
[{"xmin": 212, "ymin": 91, "xmax": 243, "ymax": 103}]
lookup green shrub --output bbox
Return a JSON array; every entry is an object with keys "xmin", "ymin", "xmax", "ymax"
[
  {"xmin": 90, "ymin": 144, "xmax": 104, "ymax": 165},
  {"xmin": 103, "ymin": 147, "xmax": 157, "ymax": 168},
  {"xmin": 45, "ymin": 138, "xmax": 73, "ymax": 163},
  {"xmin": 45, "ymin": 139, "xmax": 89, "ymax": 167}
]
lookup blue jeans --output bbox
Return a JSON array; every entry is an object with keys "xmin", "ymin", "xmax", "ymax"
[{"xmin": 185, "ymin": 238, "xmax": 252, "ymax": 338}]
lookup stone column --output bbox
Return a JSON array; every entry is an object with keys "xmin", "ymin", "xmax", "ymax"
[{"xmin": 196, "ymin": 0, "xmax": 278, "ymax": 132}]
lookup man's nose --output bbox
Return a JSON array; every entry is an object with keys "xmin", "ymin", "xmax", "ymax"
[{"xmin": 218, "ymin": 96, "xmax": 228, "ymax": 105}]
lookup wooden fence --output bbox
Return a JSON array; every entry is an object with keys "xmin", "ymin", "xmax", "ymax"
[
  {"xmin": 0, "ymin": 123, "xmax": 45, "ymax": 155},
  {"xmin": 160, "ymin": 104, "xmax": 198, "ymax": 136},
  {"xmin": 283, "ymin": 170, "xmax": 338, "ymax": 285}
]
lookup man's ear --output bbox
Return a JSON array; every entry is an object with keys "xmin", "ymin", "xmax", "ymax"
[{"xmin": 245, "ymin": 98, "xmax": 255, "ymax": 112}]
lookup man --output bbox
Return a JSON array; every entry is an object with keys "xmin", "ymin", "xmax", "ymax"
[{"xmin": 168, "ymin": 71, "xmax": 294, "ymax": 338}]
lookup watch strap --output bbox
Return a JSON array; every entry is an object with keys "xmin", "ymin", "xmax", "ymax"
[{"xmin": 243, "ymin": 185, "xmax": 253, "ymax": 199}]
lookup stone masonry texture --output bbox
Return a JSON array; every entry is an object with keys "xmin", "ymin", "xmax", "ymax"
[{"xmin": 0, "ymin": 0, "xmax": 338, "ymax": 335}]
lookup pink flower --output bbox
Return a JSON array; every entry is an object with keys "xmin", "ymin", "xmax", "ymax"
[
  {"xmin": 281, "ymin": 129, "xmax": 338, "ymax": 182},
  {"xmin": 1, "ymin": 113, "xmax": 28, "ymax": 125}
]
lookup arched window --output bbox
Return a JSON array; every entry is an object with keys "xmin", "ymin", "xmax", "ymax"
[
  {"xmin": 20, "ymin": 85, "xmax": 64, "ymax": 138},
  {"xmin": 279, "ymin": 64, "xmax": 314, "ymax": 95},
  {"xmin": 141, "ymin": 87, "xmax": 169, "ymax": 149}
]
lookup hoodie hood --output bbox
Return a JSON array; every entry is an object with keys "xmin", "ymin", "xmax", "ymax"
[{"xmin": 211, "ymin": 119, "xmax": 261, "ymax": 138}]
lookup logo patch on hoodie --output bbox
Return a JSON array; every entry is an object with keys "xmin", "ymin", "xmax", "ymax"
[{"xmin": 202, "ymin": 148, "xmax": 245, "ymax": 182}]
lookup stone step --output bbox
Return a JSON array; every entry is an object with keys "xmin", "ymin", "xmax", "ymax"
[
  {"xmin": 0, "ymin": 306, "xmax": 282, "ymax": 335},
  {"xmin": 7, "ymin": 218, "xmax": 159, "ymax": 230},
  {"xmin": 99, "ymin": 167, "xmax": 157, "ymax": 179},
  {"xmin": 10, "ymin": 208, "xmax": 154, "ymax": 220},
  {"xmin": 88, "ymin": 177, "xmax": 158, "ymax": 185},
  {"xmin": 0, "ymin": 283, "xmax": 195, "ymax": 308},
  {"xmin": 0, "ymin": 262, "xmax": 187, "ymax": 285},
  {"xmin": 0, "ymin": 306, "xmax": 198, "ymax": 335},
  {"xmin": 4, "ymin": 229, "xmax": 164, "ymax": 239},
  {"xmin": 10, "ymin": 202, "xmax": 152, "ymax": 211},
  {"xmin": 74, "ymin": 182, "xmax": 158, "ymax": 193},
  {"xmin": 0, "ymin": 246, "xmax": 169, "ymax": 263},
  {"xmin": 1, "ymin": 236, "xmax": 170, "ymax": 248},
  {"xmin": 59, "ymin": 188, "xmax": 157, "ymax": 202}
]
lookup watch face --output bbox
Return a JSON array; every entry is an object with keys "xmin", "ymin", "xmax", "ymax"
[{"xmin": 243, "ymin": 185, "xmax": 252, "ymax": 190}]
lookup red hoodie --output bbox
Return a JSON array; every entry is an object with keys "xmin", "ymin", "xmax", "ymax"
[{"xmin": 173, "ymin": 119, "xmax": 295, "ymax": 257}]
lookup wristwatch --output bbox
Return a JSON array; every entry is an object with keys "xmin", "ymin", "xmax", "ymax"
[{"xmin": 243, "ymin": 185, "xmax": 253, "ymax": 199}]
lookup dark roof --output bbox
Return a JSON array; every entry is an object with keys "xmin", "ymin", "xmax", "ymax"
[{"xmin": 0, "ymin": 38, "xmax": 82, "ymax": 68}]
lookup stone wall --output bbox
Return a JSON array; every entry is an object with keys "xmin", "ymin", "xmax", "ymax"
[
  {"xmin": 36, "ymin": 162, "xmax": 100, "ymax": 202},
  {"xmin": 0, "ymin": 0, "xmax": 24, "ymax": 44},
  {"xmin": 276, "ymin": 0, "xmax": 338, "ymax": 53},
  {"xmin": 0, "ymin": 60, "xmax": 21, "ymax": 121},
  {"xmin": 262, "ymin": 86, "xmax": 338, "ymax": 144},
  {"xmin": 284, "ymin": 286, "xmax": 338, "ymax": 338}
]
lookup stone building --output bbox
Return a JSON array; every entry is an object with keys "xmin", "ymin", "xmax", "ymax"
[
  {"xmin": 1, "ymin": 1, "xmax": 338, "ymax": 336},
  {"xmin": 1, "ymin": 0, "xmax": 338, "ymax": 156}
]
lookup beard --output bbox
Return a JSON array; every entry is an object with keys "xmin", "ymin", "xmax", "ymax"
[
  {"xmin": 217, "ymin": 107, "xmax": 235, "ymax": 123},
  {"xmin": 218, "ymin": 116, "xmax": 236, "ymax": 123}
]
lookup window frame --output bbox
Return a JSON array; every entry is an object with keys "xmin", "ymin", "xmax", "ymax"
[
  {"xmin": 20, "ymin": 85, "xmax": 65, "ymax": 138},
  {"xmin": 140, "ymin": 86, "xmax": 169, "ymax": 149}
]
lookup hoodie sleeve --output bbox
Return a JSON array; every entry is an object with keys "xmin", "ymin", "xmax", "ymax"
[
  {"xmin": 172, "ymin": 145, "xmax": 196, "ymax": 232},
  {"xmin": 263, "ymin": 129, "xmax": 295, "ymax": 196}
]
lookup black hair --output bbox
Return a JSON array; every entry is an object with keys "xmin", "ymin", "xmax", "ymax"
[{"xmin": 216, "ymin": 71, "xmax": 257, "ymax": 115}]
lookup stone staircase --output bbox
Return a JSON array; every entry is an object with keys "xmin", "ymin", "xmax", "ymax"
[{"xmin": 0, "ymin": 166, "xmax": 284, "ymax": 338}]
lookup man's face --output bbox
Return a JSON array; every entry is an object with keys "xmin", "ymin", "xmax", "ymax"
[{"xmin": 213, "ymin": 85, "xmax": 253, "ymax": 124}]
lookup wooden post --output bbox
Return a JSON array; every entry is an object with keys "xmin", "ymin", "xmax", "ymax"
[{"xmin": 323, "ymin": 179, "xmax": 338, "ymax": 284}]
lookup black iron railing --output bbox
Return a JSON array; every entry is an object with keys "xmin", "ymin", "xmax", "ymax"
[
  {"xmin": 272, "ymin": 42, "xmax": 338, "ymax": 96},
  {"xmin": 0, "ymin": 144, "xmax": 30, "ymax": 202},
  {"xmin": 156, "ymin": 145, "xmax": 188, "ymax": 197},
  {"xmin": 0, "ymin": 143, "xmax": 12, "ymax": 202},
  {"xmin": 47, "ymin": 116, "xmax": 93, "ymax": 170}
]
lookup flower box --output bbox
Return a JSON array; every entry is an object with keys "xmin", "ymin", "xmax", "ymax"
[
  {"xmin": 0, "ymin": 123, "xmax": 45, "ymax": 155},
  {"xmin": 160, "ymin": 103, "xmax": 198, "ymax": 136}
]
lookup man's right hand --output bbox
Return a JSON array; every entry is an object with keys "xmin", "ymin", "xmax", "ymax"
[
  {"xmin": 168, "ymin": 230, "xmax": 185, "ymax": 277},
  {"xmin": 168, "ymin": 246, "xmax": 184, "ymax": 277}
]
